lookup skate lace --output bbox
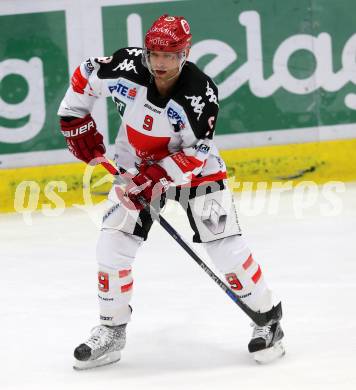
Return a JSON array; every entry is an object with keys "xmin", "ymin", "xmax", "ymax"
[
  {"xmin": 86, "ymin": 326, "xmax": 114, "ymax": 350},
  {"xmin": 251, "ymin": 323, "xmax": 271, "ymax": 339}
]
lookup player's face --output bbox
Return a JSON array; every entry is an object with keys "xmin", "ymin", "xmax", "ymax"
[{"xmin": 149, "ymin": 51, "xmax": 182, "ymax": 80}]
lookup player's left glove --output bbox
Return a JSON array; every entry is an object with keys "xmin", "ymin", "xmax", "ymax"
[{"xmin": 125, "ymin": 163, "xmax": 172, "ymax": 210}]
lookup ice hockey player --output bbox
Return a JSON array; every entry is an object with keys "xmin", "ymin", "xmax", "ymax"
[{"xmin": 58, "ymin": 14, "xmax": 285, "ymax": 370}]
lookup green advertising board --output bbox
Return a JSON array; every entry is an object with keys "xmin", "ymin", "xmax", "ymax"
[
  {"xmin": 1, "ymin": 0, "xmax": 356, "ymax": 167},
  {"xmin": 0, "ymin": 10, "xmax": 69, "ymax": 156},
  {"xmin": 102, "ymin": 0, "xmax": 356, "ymax": 142}
]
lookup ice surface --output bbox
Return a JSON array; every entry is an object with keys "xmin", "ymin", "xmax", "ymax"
[{"xmin": 1, "ymin": 183, "xmax": 356, "ymax": 390}]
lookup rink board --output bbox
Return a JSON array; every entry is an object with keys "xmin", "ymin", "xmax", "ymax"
[
  {"xmin": 1, "ymin": 138, "xmax": 356, "ymax": 213},
  {"xmin": 2, "ymin": 1, "xmax": 356, "ymax": 168}
]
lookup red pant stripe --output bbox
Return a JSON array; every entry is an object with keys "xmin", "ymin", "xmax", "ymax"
[
  {"xmin": 121, "ymin": 281, "xmax": 133, "ymax": 293},
  {"xmin": 252, "ymin": 266, "xmax": 262, "ymax": 284},
  {"xmin": 243, "ymin": 254, "xmax": 254, "ymax": 270},
  {"xmin": 119, "ymin": 269, "xmax": 131, "ymax": 278}
]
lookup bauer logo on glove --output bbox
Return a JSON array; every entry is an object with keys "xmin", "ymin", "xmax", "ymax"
[
  {"xmin": 61, "ymin": 120, "xmax": 95, "ymax": 138},
  {"xmin": 59, "ymin": 114, "xmax": 105, "ymax": 164}
]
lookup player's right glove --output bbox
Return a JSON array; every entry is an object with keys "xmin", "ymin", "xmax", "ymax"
[
  {"xmin": 60, "ymin": 114, "xmax": 105, "ymax": 163},
  {"xmin": 123, "ymin": 163, "xmax": 172, "ymax": 210}
]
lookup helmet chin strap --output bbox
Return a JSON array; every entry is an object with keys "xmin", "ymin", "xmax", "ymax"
[
  {"xmin": 164, "ymin": 55, "xmax": 187, "ymax": 80},
  {"xmin": 166, "ymin": 70, "xmax": 181, "ymax": 81}
]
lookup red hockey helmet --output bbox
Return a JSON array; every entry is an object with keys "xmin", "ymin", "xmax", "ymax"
[{"xmin": 144, "ymin": 14, "xmax": 192, "ymax": 52}]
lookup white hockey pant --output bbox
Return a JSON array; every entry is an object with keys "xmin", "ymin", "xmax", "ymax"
[
  {"xmin": 204, "ymin": 235, "xmax": 273, "ymax": 313},
  {"xmin": 96, "ymin": 229, "xmax": 143, "ymax": 326},
  {"xmin": 97, "ymin": 231, "xmax": 273, "ymax": 325},
  {"xmin": 97, "ymin": 183, "xmax": 273, "ymax": 325}
]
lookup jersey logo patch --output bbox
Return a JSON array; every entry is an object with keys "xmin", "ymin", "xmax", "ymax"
[
  {"xmin": 113, "ymin": 97, "xmax": 126, "ymax": 116},
  {"xmin": 83, "ymin": 59, "xmax": 95, "ymax": 76},
  {"xmin": 128, "ymin": 87, "xmax": 137, "ymax": 100},
  {"xmin": 193, "ymin": 143, "xmax": 210, "ymax": 154},
  {"xmin": 108, "ymin": 81, "xmax": 137, "ymax": 101},
  {"xmin": 113, "ymin": 59, "xmax": 138, "ymax": 74},
  {"xmin": 206, "ymin": 81, "xmax": 219, "ymax": 106},
  {"xmin": 202, "ymin": 199, "xmax": 227, "ymax": 235},
  {"xmin": 144, "ymin": 103, "xmax": 162, "ymax": 114},
  {"xmin": 185, "ymin": 95, "xmax": 205, "ymax": 120},
  {"xmin": 167, "ymin": 107, "xmax": 185, "ymax": 130}
]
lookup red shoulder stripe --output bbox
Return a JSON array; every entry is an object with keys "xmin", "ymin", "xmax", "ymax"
[{"xmin": 71, "ymin": 66, "xmax": 88, "ymax": 94}]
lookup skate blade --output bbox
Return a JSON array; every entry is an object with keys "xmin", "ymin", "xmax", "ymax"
[
  {"xmin": 73, "ymin": 350, "xmax": 121, "ymax": 371},
  {"xmin": 253, "ymin": 340, "xmax": 285, "ymax": 364}
]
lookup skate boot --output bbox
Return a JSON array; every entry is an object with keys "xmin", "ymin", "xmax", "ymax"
[
  {"xmin": 73, "ymin": 324, "xmax": 127, "ymax": 370},
  {"xmin": 248, "ymin": 321, "xmax": 285, "ymax": 364}
]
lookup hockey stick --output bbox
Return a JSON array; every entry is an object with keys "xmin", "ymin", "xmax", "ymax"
[{"xmin": 94, "ymin": 154, "xmax": 281, "ymax": 326}]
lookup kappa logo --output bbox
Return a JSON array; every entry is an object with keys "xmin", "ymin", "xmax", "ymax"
[
  {"xmin": 126, "ymin": 48, "xmax": 143, "ymax": 56},
  {"xmin": 113, "ymin": 59, "xmax": 138, "ymax": 74},
  {"xmin": 206, "ymin": 81, "xmax": 219, "ymax": 106},
  {"xmin": 185, "ymin": 95, "xmax": 205, "ymax": 120}
]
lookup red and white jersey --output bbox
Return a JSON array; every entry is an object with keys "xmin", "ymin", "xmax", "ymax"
[{"xmin": 58, "ymin": 47, "xmax": 227, "ymax": 186}]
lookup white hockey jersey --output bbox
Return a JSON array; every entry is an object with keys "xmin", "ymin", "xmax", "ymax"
[{"xmin": 58, "ymin": 47, "xmax": 227, "ymax": 187}]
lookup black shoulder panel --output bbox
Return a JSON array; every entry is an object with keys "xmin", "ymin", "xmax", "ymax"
[
  {"xmin": 96, "ymin": 47, "xmax": 150, "ymax": 85},
  {"xmin": 173, "ymin": 62, "xmax": 219, "ymax": 140}
]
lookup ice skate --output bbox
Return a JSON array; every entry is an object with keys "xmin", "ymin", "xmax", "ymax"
[
  {"xmin": 248, "ymin": 321, "xmax": 285, "ymax": 364},
  {"xmin": 73, "ymin": 324, "xmax": 126, "ymax": 370}
]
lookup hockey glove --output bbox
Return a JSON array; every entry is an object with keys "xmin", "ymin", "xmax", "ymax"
[
  {"xmin": 60, "ymin": 114, "xmax": 105, "ymax": 163},
  {"xmin": 125, "ymin": 163, "xmax": 172, "ymax": 210}
]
